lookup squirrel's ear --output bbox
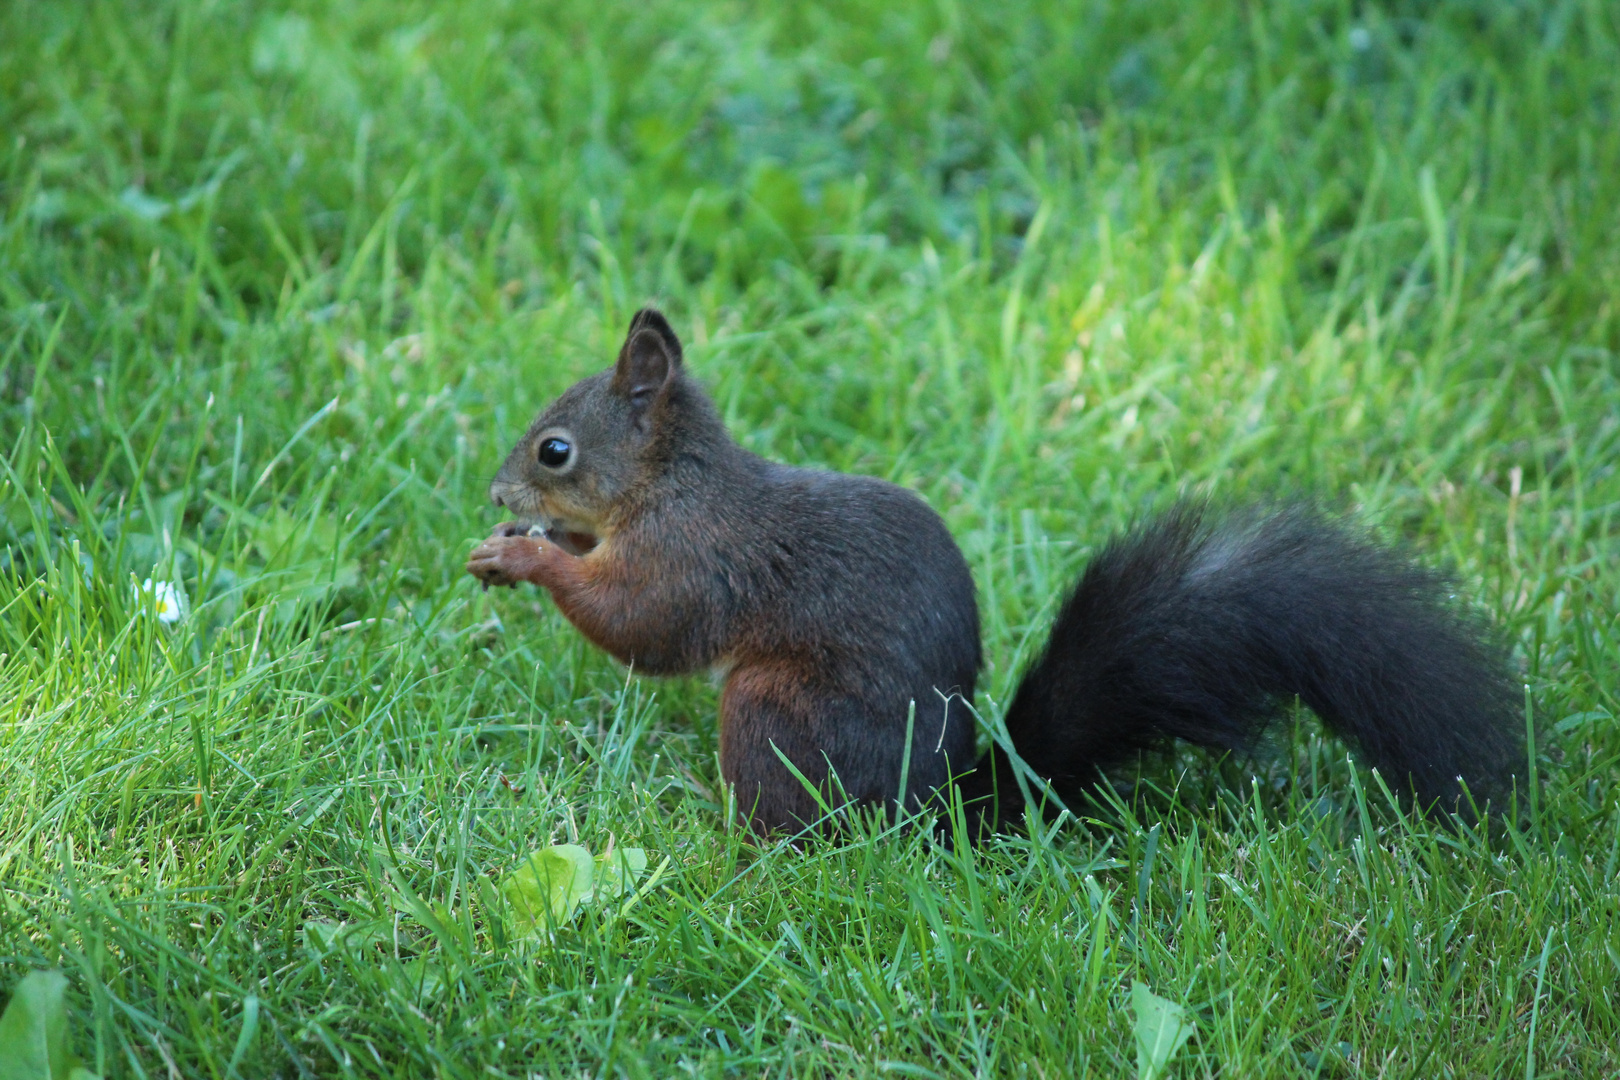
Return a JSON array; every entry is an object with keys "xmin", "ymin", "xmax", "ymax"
[
  {"xmin": 622, "ymin": 308, "xmax": 684, "ymax": 368},
  {"xmin": 611, "ymin": 309, "xmax": 682, "ymax": 416}
]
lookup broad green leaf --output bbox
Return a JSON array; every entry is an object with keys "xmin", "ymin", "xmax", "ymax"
[
  {"xmin": 592, "ymin": 847, "xmax": 649, "ymax": 902},
  {"xmin": 0, "ymin": 970, "xmax": 101, "ymax": 1080},
  {"xmin": 499, "ymin": 844, "xmax": 596, "ymax": 936},
  {"xmin": 302, "ymin": 919, "xmax": 391, "ymax": 958},
  {"xmin": 392, "ymin": 958, "xmax": 445, "ymax": 997},
  {"xmin": 1132, "ymin": 980, "xmax": 1194, "ymax": 1080}
]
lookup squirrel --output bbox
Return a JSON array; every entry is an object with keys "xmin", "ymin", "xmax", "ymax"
[{"xmin": 466, "ymin": 308, "xmax": 1524, "ymax": 838}]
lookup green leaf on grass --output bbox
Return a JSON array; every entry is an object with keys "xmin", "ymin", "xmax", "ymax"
[
  {"xmin": 302, "ymin": 919, "xmax": 392, "ymax": 958},
  {"xmin": 494, "ymin": 843, "xmax": 654, "ymax": 941},
  {"xmin": 0, "ymin": 970, "xmax": 101, "ymax": 1080},
  {"xmin": 392, "ymin": 957, "xmax": 445, "ymax": 997},
  {"xmin": 1132, "ymin": 980, "xmax": 1194, "ymax": 1080},
  {"xmin": 499, "ymin": 843, "xmax": 596, "ymax": 935},
  {"xmin": 593, "ymin": 847, "xmax": 649, "ymax": 902}
]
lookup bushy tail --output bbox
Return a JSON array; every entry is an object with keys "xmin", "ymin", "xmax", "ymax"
[{"xmin": 960, "ymin": 500, "xmax": 1523, "ymax": 831}]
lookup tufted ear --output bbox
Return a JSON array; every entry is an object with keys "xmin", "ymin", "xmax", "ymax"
[
  {"xmin": 611, "ymin": 308, "xmax": 682, "ymax": 414},
  {"xmin": 625, "ymin": 308, "xmax": 683, "ymax": 366}
]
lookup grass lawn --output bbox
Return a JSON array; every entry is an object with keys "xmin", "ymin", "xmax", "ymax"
[{"xmin": 2, "ymin": 0, "xmax": 1617, "ymax": 1075}]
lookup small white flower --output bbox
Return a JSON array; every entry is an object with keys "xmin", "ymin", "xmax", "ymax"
[{"xmin": 138, "ymin": 579, "xmax": 188, "ymax": 624}]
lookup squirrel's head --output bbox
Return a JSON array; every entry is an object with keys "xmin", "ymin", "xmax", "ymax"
[{"xmin": 489, "ymin": 308, "xmax": 710, "ymax": 553}]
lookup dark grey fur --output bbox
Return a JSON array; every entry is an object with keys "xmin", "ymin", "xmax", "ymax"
[{"xmin": 959, "ymin": 501, "xmax": 1524, "ymax": 831}]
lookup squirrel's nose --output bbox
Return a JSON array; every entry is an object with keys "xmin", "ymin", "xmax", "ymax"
[{"xmin": 488, "ymin": 476, "xmax": 522, "ymax": 508}]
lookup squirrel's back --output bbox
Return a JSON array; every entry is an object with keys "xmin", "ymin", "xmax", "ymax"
[{"xmin": 672, "ymin": 459, "xmax": 981, "ymax": 814}]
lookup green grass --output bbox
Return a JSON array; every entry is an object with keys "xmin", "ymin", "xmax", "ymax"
[{"xmin": 2, "ymin": 0, "xmax": 1617, "ymax": 1075}]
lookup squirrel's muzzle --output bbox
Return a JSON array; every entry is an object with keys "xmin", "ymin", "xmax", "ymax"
[{"xmin": 488, "ymin": 477, "xmax": 520, "ymax": 509}]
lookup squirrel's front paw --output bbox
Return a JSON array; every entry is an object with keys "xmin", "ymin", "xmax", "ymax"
[{"xmin": 466, "ymin": 535, "xmax": 547, "ymax": 589}]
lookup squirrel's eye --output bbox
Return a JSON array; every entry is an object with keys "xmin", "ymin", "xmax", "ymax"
[{"xmin": 537, "ymin": 436, "xmax": 573, "ymax": 469}]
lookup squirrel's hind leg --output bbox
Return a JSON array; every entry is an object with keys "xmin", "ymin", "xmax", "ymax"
[
  {"xmin": 719, "ymin": 663, "xmax": 905, "ymax": 837},
  {"xmin": 719, "ymin": 664, "xmax": 837, "ymax": 836}
]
